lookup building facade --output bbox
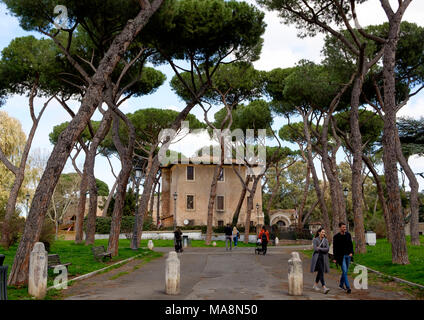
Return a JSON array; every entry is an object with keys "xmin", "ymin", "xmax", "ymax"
[{"xmin": 158, "ymin": 163, "xmax": 263, "ymax": 228}]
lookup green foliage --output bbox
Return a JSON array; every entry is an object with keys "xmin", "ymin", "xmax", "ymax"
[
  {"xmin": 333, "ymin": 110, "xmax": 384, "ymax": 154},
  {"xmin": 95, "ymin": 179, "xmax": 109, "ymax": 197},
  {"xmin": 0, "ymin": 35, "xmax": 77, "ymax": 98},
  {"xmin": 107, "ymin": 188, "xmax": 136, "ymax": 217},
  {"xmin": 144, "ymin": 0, "xmax": 265, "ymax": 64},
  {"xmin": 171, "ymin": 62, "xmax": 266, "ymax": 105},
  {"xmin": 365, "ymin": 212, "xmax": 387, "ymax": 239},
  {"xmin": 397, "ymin": 116, "xmax": 424, "ymax": 159},
  {"xmin": 257, "ymin": 0, "xmax": 366, "ymax": 38},
  {"xmin": 0, "ymin": 206, "xmax": 25, "ymax": 247},
  {"xmin": 39, "ymin": 219, "xmax": 56, "ymax": 252}
]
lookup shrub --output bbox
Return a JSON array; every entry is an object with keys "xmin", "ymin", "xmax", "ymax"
[
  {"xmin": 0, "ymin": 207, "xmax": 26, "ymax": 247},
  {"xmin": 39, "ymin": 219, "xmax": 56, "ymax": 252},
  {"xmin": 365, "ymin": 213, "xmax": 387, "ymax": 239}
]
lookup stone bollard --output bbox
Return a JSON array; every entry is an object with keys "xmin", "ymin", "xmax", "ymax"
[
  {"xmin": 28, "ymin": 242, "xmax": 48, "ymax": 299},
  {"xmin": 165, "ymin": 251, "xmax": 180, "ymax": 295},
  {"xmin": 275, "ymin": 237, "xmax": 279, "ymax": 246},
  {"xmin": 288, "ymin": 251, "xmax": 303, "ymax": 296},
  {"xmin": 148, "ymin": 240, "xmax": 154, "ymax": 250},
  {"xmin": 212, "ymin": 241, "xmax": 216, "ymax": 247}
]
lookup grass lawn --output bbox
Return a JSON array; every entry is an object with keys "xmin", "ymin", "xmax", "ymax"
[
  {"xmin": 303, "ymin": 235, "xmax": 424, "ymax": 286},
  {"xmin": 1, "ymin": 239, "xmax": 162, "ymax": 300},
  {"xmin": 139, "ymin": 239, "xmax": 256, "ymax": 248},
  {"xmin": 353, "ymin": 235, "xmax": 424, "ymax": 286}
]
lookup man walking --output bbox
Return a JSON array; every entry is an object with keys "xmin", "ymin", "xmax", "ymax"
[
  {"xmin": 224, "ymin": 223, "xmax": 233, "ymax": 251},
  {"xmin": 333, "ymin": 222, "xmax": 354, "ymax": 293}
]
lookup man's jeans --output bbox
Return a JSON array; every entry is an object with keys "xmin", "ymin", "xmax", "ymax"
[
  {"xmin": 225, "ymin": 236, "xmax": 232, "ymax": 250},
  {"xmin": 340, "ymin": 255, "xmax": 351, "ymax": 289}
]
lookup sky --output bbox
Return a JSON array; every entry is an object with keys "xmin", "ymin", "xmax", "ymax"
[{"xmin": 1, "ymin": 0, "xmax": 423, "ymax": 195}]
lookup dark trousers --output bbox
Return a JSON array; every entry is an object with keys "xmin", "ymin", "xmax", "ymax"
[
  {"xmin": 261, "ymin": 241, "xmax": 268, "ymax": 254},
  {"xmin": 175, "ymin": 239, "xmax": 182, "ymax": 252},
  {"xmin": 315, "ymin": 255, "xmax": 325, "ymax": 286}
]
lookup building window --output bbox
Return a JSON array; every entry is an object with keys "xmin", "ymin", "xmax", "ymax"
[
  {"xmin": 218, "ymin": 168, "xmax": 224, "ymax": 181},
  {"xmin": 218, "ymin": 220, "xmax": 224, "ymax": 227},
  {"xmin": 186, "ymin": 195, "xmax": 195, "ymax": 210},
  {"xmin": 216, "ymin": 195, "xmax": 224, "ymax": 211},
  {"xmin": 187, "ymin": 166, "xmax": 194, "ymax": 181}
]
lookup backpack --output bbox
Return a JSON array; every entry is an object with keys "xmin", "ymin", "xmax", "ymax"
[{"xmin": 261, "ymin": 232, "xmax": 268, "ymax": 243}]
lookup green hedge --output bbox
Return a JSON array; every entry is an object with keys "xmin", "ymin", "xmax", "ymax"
[{"xmin": 83, "ymin": 216, "xmax": 152, "ymax": 234}]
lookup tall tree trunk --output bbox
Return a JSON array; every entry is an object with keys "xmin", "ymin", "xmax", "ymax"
[
  {"xmin": 297, "ymin": 163, "xmax": 311, "ymax": 229},
  {"xmin": 131, "ymin": 158, "xmax": 159, "ymax": 249},
  {"xmin": 350, "ymin": 71, "xmax": 366, "ymax": 254},
  {"xmin": 381, "ymin": 10, "xmax": 410, "ymax": 264},
  {"xmin": 265, "ymin": 167, "xmax": 281, "ymax": 220},
  {"xmin": 232, "ymin": 175, "xmax": 251, "ymax": 226},
  {"xmin": 102, "ymin": 179, "xmax": 117, "ymax": 217},
  {"xmin": 149, "ymin": 175, "xmax": 158, "ymax": 215},
  {"xmin": 362, "ymin": 154, "xmax": 391, "ymax": 242},
  {"xmin": 7, "ymin": 1, "xmax": 163, "ymax": 286},
  {"xmin": 243, "ymin": 176, "xmax": 261, "ymax": 244},
  {"xmin": 85, "ymin": 112, "xmax": 113, "ymax": 245},
  {"xmin": 395, "ymin": 135, "xmax": 420, "ymax": 246},
  {"xmin": 205, "ymin": 163, "xmax": 222, "ymax": 245},
  {"xmin": 300, "ymin": 110, "xmax": 331, "ymax": 239},
  {"xmin": 107, "ymin": 110, "xmax": 135, "ymax": 256},
  {"xmin": 156, "ymin": 180, "xmax": 161, "ymax": 227},
  {"xmin": 75, "ymin": 173, "xmax": 88, "ymax": 243}
]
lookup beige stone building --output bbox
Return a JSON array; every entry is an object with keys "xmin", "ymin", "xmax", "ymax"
[{"xmin": 158, "ymin": 162, "xmax": 263, "ymax": 228}]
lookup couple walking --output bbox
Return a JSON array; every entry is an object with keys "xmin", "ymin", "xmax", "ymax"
[
  {"xmin": 310, "ymin": 222, "xmax": 354, "ymax": 294},
  {"xmin": 224, "ymin": 224, "xmax": 240, "ymax": 250}
]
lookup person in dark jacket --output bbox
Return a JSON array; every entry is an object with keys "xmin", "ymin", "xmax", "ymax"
[
  {"xmin": 224, "ymin": 224, "xmax": 233, "ymax": 251},
  {"xmin": 332, "ymin": 222, "xmax": 354, "ymax": 293},
  {"xmin": 174, "ymin": 228, "xmax": 183, "ymax": 253},
  {"xmin": 310, "ymin": 228, "xmax": 330, "ymax": 294}
]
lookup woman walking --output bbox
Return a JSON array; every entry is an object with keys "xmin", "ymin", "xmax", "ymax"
[
  {"xmin": 232, "ymin": 226, "xmax": 239, "ymax": 248},
  {"xmin": 310, "ymin": 228, "xmax": 330, "ymax": 294}
]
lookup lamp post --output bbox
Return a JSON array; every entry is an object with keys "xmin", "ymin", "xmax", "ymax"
[
  {"xmin": 131, "ymin": 165, "xmax": 143, "ymax": 250},
  {"xmin": 343, "ymin": 187, "xmax": 349, "ymax": 231},
  {"xmin": 25, "ymin": 193, "xmax": 30, "ymax": 216},
  {"xmin": 173, "ymin": 192, "xmax": 178, "ymax": 231},
  {"xmin": 256, "ymin": 203, "xmax": 260, "ymax": 236}
]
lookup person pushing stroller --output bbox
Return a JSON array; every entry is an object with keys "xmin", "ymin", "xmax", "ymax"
[{"xmin": 257, "ymin": 226, "xmax": 269, "ymax": 255}]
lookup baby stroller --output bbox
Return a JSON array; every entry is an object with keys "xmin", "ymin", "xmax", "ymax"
[{"xmin": 255, "ymin": 239, "xmax": 266, "ymax": 255}]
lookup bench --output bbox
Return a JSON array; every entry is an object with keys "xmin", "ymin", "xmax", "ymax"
[
  {"xmin": 48, "ymin": 254, "xmax": 71, "ymax": 270},
  {"xmin": 92, "ymin": 246, "xmax": 112, "ymax": 262}
]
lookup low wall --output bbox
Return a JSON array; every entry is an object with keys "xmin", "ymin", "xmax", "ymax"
[
  {"xmin": 404, "ymin": 222, "xmax": 424, "ymax": 236},
  {"xmin": 93, "ymin": 231, "xmax": 258, "ymax": 243}
]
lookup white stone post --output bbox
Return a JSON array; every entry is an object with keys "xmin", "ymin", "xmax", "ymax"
[
  {"xmin": 28, "ymin": 242, "xmax": 48, "ymax": 299},
  {"xmin": 148, "ymin": 240, "xmax": 154, "ymax": 250},
  {"xmin": 165, "ymin": 251, "xmax": 180, "ymax": 295},
  {"xmin": 288, "ymin": 251, "xmax": 303, "ymax": 296},
  {"xmin": 275, "ymin": 237, "xmax": 279, "ymax": 246}
]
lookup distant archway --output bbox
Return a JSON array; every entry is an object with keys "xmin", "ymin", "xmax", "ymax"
[{"xmin": 270, "ymin": 213, "xmax": 291, "ymax": 227}]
